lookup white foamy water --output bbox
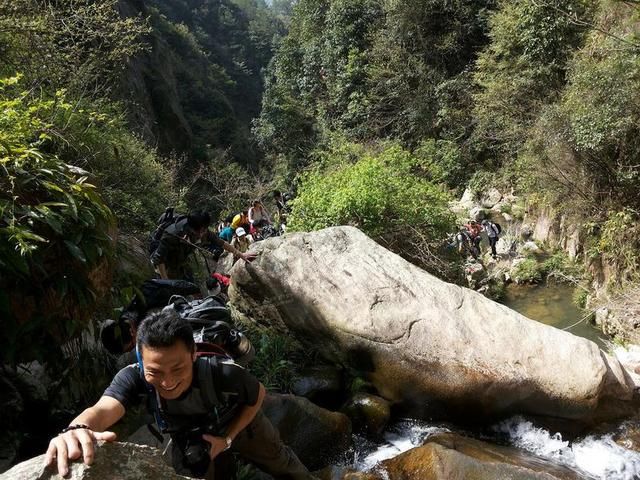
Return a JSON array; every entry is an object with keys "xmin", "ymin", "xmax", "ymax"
[
  {"xmin": 353, "ymin": 421, "xmax": 449, "ymax": 471},
  {"xmin": 495, "ymin": 416, "xmax": 640, "ymax": 480}
]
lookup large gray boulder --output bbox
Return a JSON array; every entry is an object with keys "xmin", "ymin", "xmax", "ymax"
[
  {"xmin": 230, "ymin": 227, "xmax": 636, "ymax": 423},
  {"xmin": 0, "ymin": 442, "xmax": 187, "ymax": 480}
]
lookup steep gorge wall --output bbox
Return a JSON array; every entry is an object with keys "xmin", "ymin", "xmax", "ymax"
[{"xmin": 524, "ymin": 206, "xmax": 640, "ymax": 343}]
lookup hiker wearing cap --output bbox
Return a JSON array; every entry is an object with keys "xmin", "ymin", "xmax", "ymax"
[{"xmin": 231, "ymin": 227, "xmax": 253, "ymax": 263}]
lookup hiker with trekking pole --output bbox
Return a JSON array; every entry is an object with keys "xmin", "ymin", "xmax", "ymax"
[{"xmin": 149, "ymin": 209, "xmax": 257, "ymax": 281}]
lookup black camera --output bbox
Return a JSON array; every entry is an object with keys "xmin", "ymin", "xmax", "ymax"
[{"xmin": 174, "ymin": 422, "xmax": 219, "ymax": 474}]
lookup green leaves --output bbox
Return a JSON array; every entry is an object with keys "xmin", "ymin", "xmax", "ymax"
[
  {"xmin": 0, "ymin": 75, "xmax": 117, "ymax": 364},
  {"xmin": 288, "ymin": 139, "xmax": 455, "ymax": 242}
]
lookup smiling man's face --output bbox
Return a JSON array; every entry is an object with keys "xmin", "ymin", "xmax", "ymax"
[{"xmin": 141, "ymin": 340, "xmax": 196, "ymax": 399}]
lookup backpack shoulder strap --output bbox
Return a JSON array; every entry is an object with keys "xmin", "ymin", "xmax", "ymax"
[{"xmin": 197, "ymin": 356, "xmax": 226, "ymax": 412}]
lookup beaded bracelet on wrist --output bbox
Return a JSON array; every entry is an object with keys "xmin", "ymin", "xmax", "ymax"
[{"xmin": 61, "ymin": 424, "xmax": 89, "ymax": 434}]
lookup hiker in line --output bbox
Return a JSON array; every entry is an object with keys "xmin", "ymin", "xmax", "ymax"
[
  {"xmin": 45, "ymin": 309, "xmax": 317, "ymax": 480},
  {"xmin": 231, "ymin": 227, "xmax": 253, "ymax": 263},
  {"xmin": 231, "ymin": 211, "xmax": 250, "ymax": 231},
  {"xmin": 482, "ymin": 219, "xmax": 501, "ymax": 259},
  {"xmin": 464, "ymin": 220, "xmax": 483, "ymax": 256},
  {"xmin": 218, "ymin": 215, "xmax": 234, "ymax": 243},
  {"xmin": 151, "ymin": 211, "xmax": 255, "ymax": 281},
  {"xmin": 453, "ymin": 229, "xmax": 479, "ymax": 259},
  {"xmin": 248, "ymin": 200, "xmax": 271, "ymax": 227}
]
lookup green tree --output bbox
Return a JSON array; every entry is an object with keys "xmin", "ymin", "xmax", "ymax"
[
  {"xmin": 0, "ymin": 77, "xmax": 116, "ymax": 363},
  {"xmin": 473, "ymin": 0, "xmax": 596, "ymax": 163},
  {"xmin": 288, "ymin": 139, "xmax": 456, "ymax": 274}
]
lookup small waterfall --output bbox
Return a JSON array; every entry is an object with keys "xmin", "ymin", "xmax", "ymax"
[
  {"xmin": 495, "ymin": 416, "xmax": 640, "ymax": 480},
  {"xmin": 350, "ymin": 421, "xmax": 450, "ymax": 471},
  {"xmin": 344, "ymin": 417, "xmax": 640, "ymax": 479}
]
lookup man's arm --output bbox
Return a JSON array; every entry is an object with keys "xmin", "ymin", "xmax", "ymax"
[
  {"xmin": 44, "ymin": 396, "xmax": 125, "ymax": 476},
  {"xmin": 202, "ymin": 383, "xmax": 266, "ymax": 459},
  {"xmin": 222, "ymin": 239, "xmax": 257, "ymax": 262}
]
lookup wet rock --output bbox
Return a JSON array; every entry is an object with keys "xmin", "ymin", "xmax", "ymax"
[
  {"xmin": 230, "ymin": 226, "xmax": 637, "ymax": 423},
  {"xmin": 292, "ymin": 365, "xmax": 343, "ymax": 402},
  {"xmin": 342, "ymin": 394, "xmax": 391, "ymax": 437},
  {"xmin": 0, "ymin": 441, "xmax": 188, "ymax": 480},
  {"xmin": 369, "ymin": 433, "xmax": 581, "ymax": 480},
  {"xmin": 262, "ymin": 393, "xmax": 352, "ymax": 470},
  {"xmin": 315, "ymin": 466, "xmax": 361, "ymax": 480},
  {"xmin": 480, "ymin": 188, "xmax": 502, "ymax": 209}
]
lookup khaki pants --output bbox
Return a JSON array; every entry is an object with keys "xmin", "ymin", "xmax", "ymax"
[{"xmin": 174, "ymin": 410, "xmax": 316, "ymax": 480}]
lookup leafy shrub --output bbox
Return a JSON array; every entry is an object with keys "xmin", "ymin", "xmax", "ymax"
[
  {"xmin": 289, "ymin": 140, "xmax": 454, "ymax": 240},
  {"xmin": 572, "ymin": 287, "xmax": 589, "ymax": 308},
  {"xmin": 0, "ymin": 77, "xmax": 116, "ymax": 364},
  {"xmin": 467, "ymin": 170, "xmax": 494, "ymax": 198},
  {"xmin": 541, "ymin": 251, "xmax": 585, "ymax": 282},
  {"xmin": 288, "ymin": 140, "xmax": 456, "ymax": 275},
  {"xmin": 414, "ymin": 139, "xmax": 466, "ymax": 189},
  {"xmin": 511, "ymin": 258, "xmax": 543, "ymax": 284},
  {"xmin": 586, "ymin": 209, "xmax": 640, "ymax": 284},
  {"xmin": 242, "ymin": 326, "xmax": 315, "ymax": 392},
  {"xmin": 57, "ymin": 102, "xmax": 177, "ymax": 232}
]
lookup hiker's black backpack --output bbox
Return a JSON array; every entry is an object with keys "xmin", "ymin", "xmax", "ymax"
[
  {"xmin": 493, "ymin": 222, "xmax": 502, "ymax": 235},
  {"xmin": 148, "ymin": 207, "xmax": 186, "ymax": 255},
  {"xmin": 167, "ymin": 298, "xmax": 255, "ymax": 367}
]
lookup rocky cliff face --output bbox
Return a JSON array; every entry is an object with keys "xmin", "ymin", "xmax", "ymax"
[{"xmin": 117, "ymin": 0, "xmax": 277, "ymax": 166}]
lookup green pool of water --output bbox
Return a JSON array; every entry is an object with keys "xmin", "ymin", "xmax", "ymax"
[{"xmin": 501, "ymin": 283, "xmax": 606, "ymax": 348}]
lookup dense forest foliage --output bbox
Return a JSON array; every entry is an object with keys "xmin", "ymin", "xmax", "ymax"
[
  {"xmin": 1, "ymin": 0, "xmax": 640, "ymax": 362},
  {"xmin": 0, "ymin": 0, "xmax": 289, "ymax": 364},
  {"xmin": 257, "ymin": 0, "xmax": 640, "ymax": 283}
]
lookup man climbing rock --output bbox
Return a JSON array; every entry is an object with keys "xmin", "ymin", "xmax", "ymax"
[
  {"xmin": 44, "ymin": 309, "xmax": 317, "ymax": 480},
  {"xmin": 151, "ymin": 211, "xmax": 255, "ymax": 280}
]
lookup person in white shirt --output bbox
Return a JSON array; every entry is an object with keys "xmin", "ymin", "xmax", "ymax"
[
  {"xmin": 481, "ymin": 219, "xmax": 501, "ymax": 259},
  {"xmin": 248, "ymin": 200, "xmax": 271, "ymax": 227}
]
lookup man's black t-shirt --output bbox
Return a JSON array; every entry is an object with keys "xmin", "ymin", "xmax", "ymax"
[{"xmin": 103, "ymin": 357, "xmax": 260, "ymax": 425}]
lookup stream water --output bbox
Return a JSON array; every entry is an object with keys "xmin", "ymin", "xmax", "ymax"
[
  {"xmin": 348, "ymin": 417, "xmax": 640, "ymax": 479},
  {"xmin": 343, "ymin": 283, "xmax": 640, "ymax": 479},
  {"xmin": 501, "ymin": 282, "xmax": 606, "ymax": 348}
]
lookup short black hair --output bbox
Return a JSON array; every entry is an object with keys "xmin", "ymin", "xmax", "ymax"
[
  {"xmin": 136, "ymin": 308, "xmax": 195, "ymax": 352},
  {"xmin": 101, "ymin": 319, "xmax": 133, "ymax": 355},
  {"xmin": 224, "ymin": 214, "xmax": 234, "ymax": 223},
  {"xmin": 187, "ymin": 211, "xmax": 211, "ymax": 230},
  {"xmin": 273, "ymin": 190, "xmax": 281, "ymax": 198}
]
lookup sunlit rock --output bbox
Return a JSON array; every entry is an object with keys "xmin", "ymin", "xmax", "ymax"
[{"xmin": 231, "ymin": 226, "xmax": 637, "ymax": 423}]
